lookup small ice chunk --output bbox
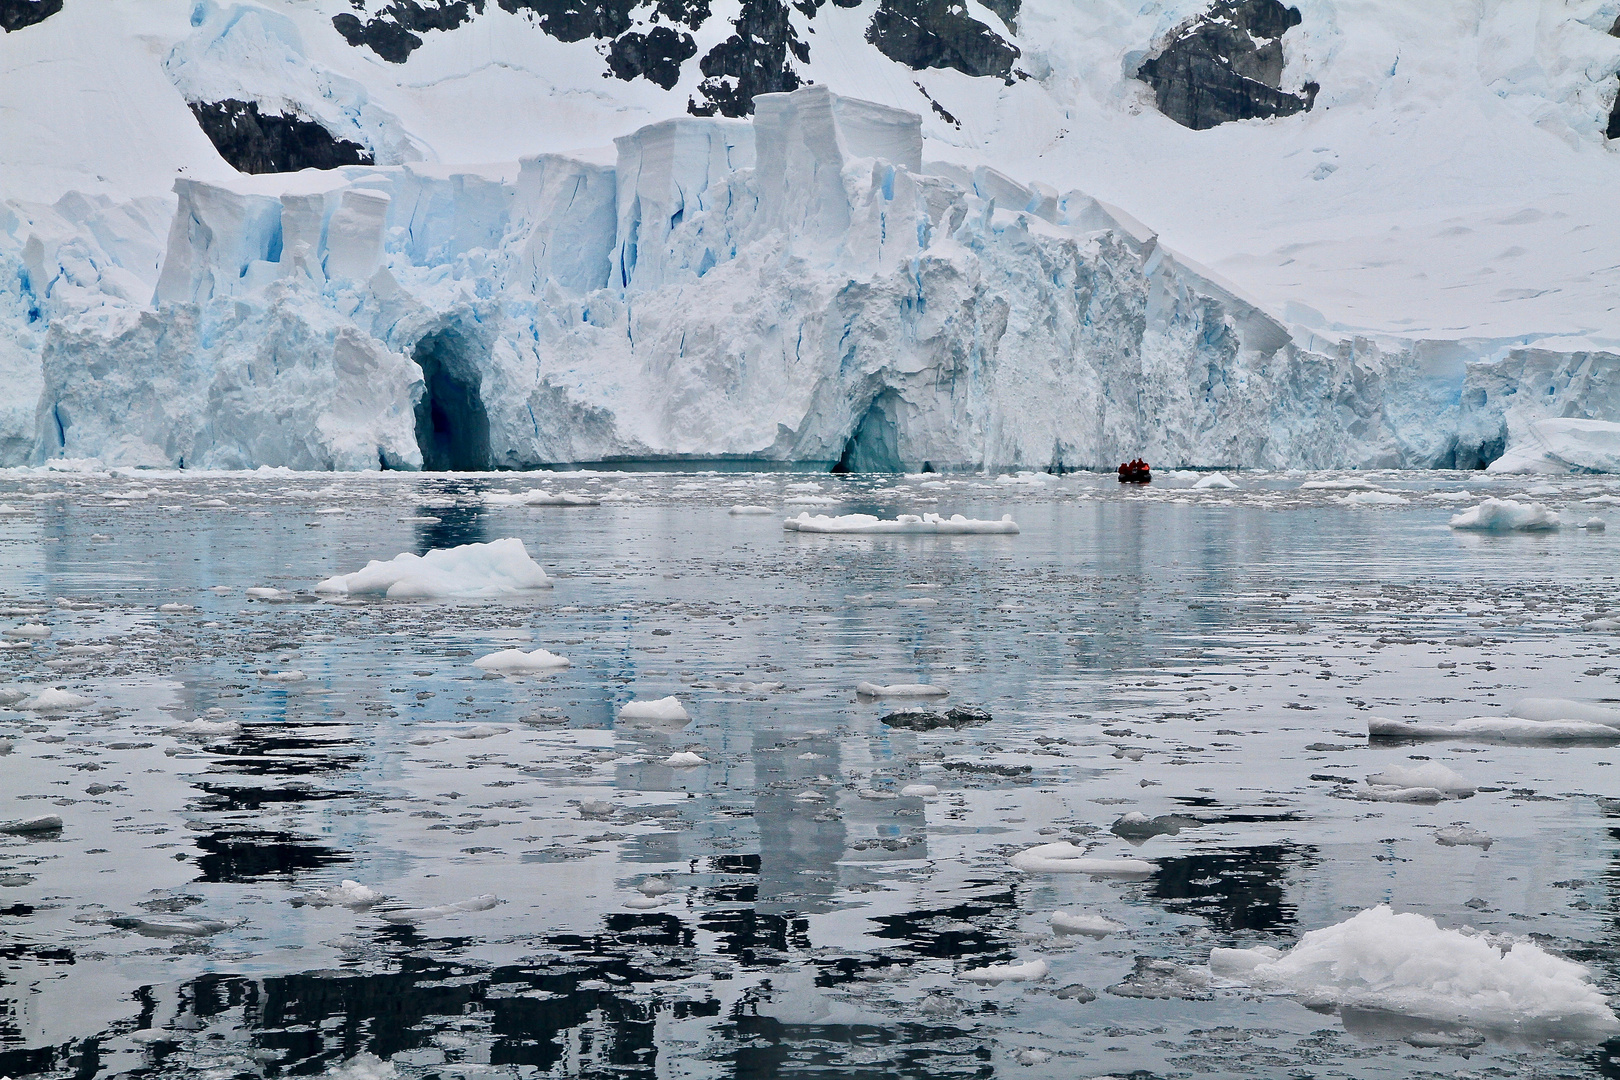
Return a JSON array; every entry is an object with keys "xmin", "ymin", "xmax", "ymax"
[
  {"xmin": 262, "ymin": 670, "xmax": 306, "ymax": 682},
  {"xmin": 1051, "ymin": 911, "xmax": 1125, "ymax": 938},
  {"xmin": 1300, "ymin": 477, "xmax": 1379, "ymax": 490},
  {"xmin": 158, "ymin": 603, "xmax": 195, "ymax": 613},
  {"xmin": 1192, "ymin": 472, "xmax": 1236, "ymax": 489},
  {"xmin": 1337, "ymin": 490, "xmax": 1409, "ymax": 506},
  {"xmin": 783, "ymin": 512, "xmax": 1019, "ymax": 535},
  {"xmin": 472, "ymin": 647, "xmax": 571, "ymax": 674},
  {"xmin": 0, "ymin": 814, "xmax": 64, "ymax": 835},
  {"xmin": 618, "ymin": 697, "xmax": 690, "ymax": 724},
  {"xmin": 322, "ymin": 1052, "xmax": 397, "ymax": 1078},
  {"xmin": 729, "ymin": 504, "xmax": 776, "ymax": 515},
  {"xmin": 664, "ymin": 751, "xmax": 705, "ymax": 767},
  {"xmin": 856, "ymin": 681, "xmax": 948, "ymax": 698},
  {"xmin": 1210, "ymin": 905, "xmax": 1618, "ymax": 1032},
  {"xmin": 316, "ymin": 880, "xmax": 382, "ymax": 908},
  {"xmin": 22, "ymin": 688, "xmax": 93, "ymax": 713},
  {"xmin": 1434, "ymin": 825, "xmax": 1493, "ymax": 849},
  {"xmin": 1367, "ymin": 762, "xmax": 1474, "ymax": 796},
  {"xmin": 1449, "ymin": 498, "xmax": 1560, "ymax": 532},
  {"xmin": 900, "ymin": 783, "xmax": 939, "ymax": 797},
  {"xmin": 315, "ymin": 538, "xmax": 551, "ymax": 599},
  {"xmin": 378, "ymin": 895, "xmax": 500, "ymax": 924},
  {"xmin": 1009, "ymin": 842, "xmax": 1154, "ymax": 876},
  {"xmin": 109, "ymin": 914, "xmax": 234, "ymax": 937},
  {"xmin": 0, "ymin": 503, "xmax": 30, "ymax": 515},
  {"xmin": 623, "ymin": 895, "xmax": 664, "ymax": 909},
  {"xmin": 959, "ymin": 959, "xmax": 1049, "ymax": 984},
  {"xmin": 1585, "ymin": 518, "xmax": 1607, "ymax": 531},
  {"xmin": 637, "ymin": 876, "xmax": 673, "ymax": 895},
  {"xmin": 3, "ymin": 623, "xmax": 50, "ymax": 639},
  {"xmin": 245, "ymin": 587, "xmax": 288, "ymax": 599},
  {"xmin": 168, "ymin": 718, "xmax": 242, "ymax": 736}
]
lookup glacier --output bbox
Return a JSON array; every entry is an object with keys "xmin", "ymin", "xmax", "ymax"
[{"xmin": 2, "ymin": 80, "xmax": 1618, "ymax": 471}]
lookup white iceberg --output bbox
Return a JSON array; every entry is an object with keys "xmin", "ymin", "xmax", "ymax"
[
  {"xmin": 729, "ymin": 504, "xmax": 776, "ymax": 515},
  {"xmin": 1511, "ymin": 698, "xmax": 1620, "ymax": 726},
  {"xmin": 378, "ymin": 894, "xmax": 500, "ymax": 924},
  {"xmin": 472, "ymin": 647, "xmax": 571, "ymax": 674},
  {"xmin": 1210, "ymin": 906, "xmax": 1618, "ymax": 1033},
  {"xmin": 1449, "ymin": 498, "xmax": 1560, "ymax": 532},
  {"xmin": 618, "ymin": 696, "xmax": 690, "ymax": 725},
  {"xmin": 315, "ymin": 538, "xmax": 551, "ymax": 599},
  {"xmin": 783, "ymin": 513, "xmax": 1020, "ymax": 535},
  {"xmin": 1488, "ymin": 418, "xmax": 1620, "ymax": 475},
  {"xmin": 21, "ymin": 687, "xmax": 93, "ymax": 713},
  {"xmin": 1192, "ymin": 473, "xmax": 1237, "ymax": 489},
  {"xmin": 1051, "ymin": 911, "xmax": 1125, "ymax": 938},
  {"xmin": 1369, "ymin": 715, "xmax": 1620, "ymax": 741},
  {"xmin": 1008, "ymin": 842, "xmax": 1154, "ymax": 876},
  {"xmin": 1366, "ymin": 762, "xmax": 1475, "ymax": 796}
]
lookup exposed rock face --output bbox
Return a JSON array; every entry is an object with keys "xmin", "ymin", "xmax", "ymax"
[
  {"xmin": 0, "ymin": 0, "xmax": 60, "ymax": 33},
  {"xmin": 608, "ymin": 26, "xmax": 698, "ymax": 90},
  {"xmin": 1137, "ymin": 0, "xmax": 1317, "ymax": 131},
  {"xmin": 691, "ymin": 0, "xmax": 805, "ymax": 117},
  {"xmin": 332, "ymin": 0, "xmax": 483, "ymax": 62},
  {"xmin": 498, "ymin": 0, "xmax": 635, "ymax": 43},
  {"xmin": 866, "ymin": 0, "xmax": 1019, "ymax": 80},
  {"xmin": 189, "ymin": 100, "xmax": 375, "ymax": 175}
]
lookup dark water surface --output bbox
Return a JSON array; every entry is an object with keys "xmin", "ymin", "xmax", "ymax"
[{"xmin": 1, "ymin": 467, "xmax": 1619, "ymax": 1078}]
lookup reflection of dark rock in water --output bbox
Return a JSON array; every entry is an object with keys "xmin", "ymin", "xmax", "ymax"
[{"xmin": 1149, "ymin": 844, "xmax": 1314, "ymax": 932}]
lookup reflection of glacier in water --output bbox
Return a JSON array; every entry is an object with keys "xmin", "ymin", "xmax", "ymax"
[{"xmin": 2, "ymin": 468, "xmax": 1620, "ymax": 1078}]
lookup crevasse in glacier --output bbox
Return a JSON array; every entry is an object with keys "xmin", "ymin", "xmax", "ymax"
[{"xmin": 3, "ymin": 84, "xmax": 1616, "ymax": 471}]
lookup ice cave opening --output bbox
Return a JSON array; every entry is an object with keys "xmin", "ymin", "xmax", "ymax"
[
  {"xmin": 832, "ymin": 391, "xmax": 904, "ymax": 473},
  {"xmin": 412, "ymin": 328, "xmax": 492, "ymax": 471}
]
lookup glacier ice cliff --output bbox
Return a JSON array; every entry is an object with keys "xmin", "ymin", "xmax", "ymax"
[{"xmin": 2, "ymin": 84, "xmax": 1618, "ymax": 472}]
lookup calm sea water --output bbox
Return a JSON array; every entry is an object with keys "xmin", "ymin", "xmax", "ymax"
[{"xmin": 1, "ymin": 466, "xmax": 1619, "ymax": 1079}]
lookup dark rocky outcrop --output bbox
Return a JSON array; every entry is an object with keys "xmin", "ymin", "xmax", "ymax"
[
  {"xmin": 608, "ymin": 26, "xmax": 698, "ymax": 89},
  {"xmin": 866, "ymin": 0, "xmax": 1018, "ymax": 80},
  {"xmin": 498, "ymin": 0, "xmax": 636, "ymax": 43},
  {"xmin": 689, "ymin": 0, "xmax": 804, "ymax": 117},
  {"xmin": 880, "ymin": 706, "xmax": 993, "ymax": 731},
  {"xmin": 0, "ymin": 0, "xmax": 61, "ymax": 33},
  {"xmin": 978, "ymin": 0, "xmax": 1017, "ymax": 34},
  {"xmin": 333, "ymin": 0, "xmax": 484, "ymax": 62},
  {"xmin": 1608, "ymin": 15, "xmax": 1620, "ymax": 140},
  {"xmin": 189, "ymin": 100, "xmax": 374, "ymax": 175},
  {"xmin": 1136, "ymin": 0, "xmax": 1317, "ymax": 131}
]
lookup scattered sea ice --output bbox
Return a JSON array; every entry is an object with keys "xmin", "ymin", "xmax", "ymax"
[
  {"xmin": 484, "ymin": 489, "xmax": 600, "ymax": 507},
  {"xmin": 472, "ymin": 647, "xmax": 571, "ymax": 674},
  {"xmin": 1210, "ymin": 906, "xmax": 1618, "ymax": 1033},
  {"xmin": 315, "ymin": 538, "xmax": 551, "ymax": 599},
  {"xmin": 728, "ymin": 504, "xmax": 775, "ymax": 515},
  {"xmin": 321, "ymin": 1052, "xmax": 397, "ymax": 1078},
  {"xmin": 3, "ymin": 623, "xmax": 50, "ymax": 639}
]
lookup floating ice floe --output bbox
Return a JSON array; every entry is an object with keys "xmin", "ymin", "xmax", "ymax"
[
  {"xmin": 167, "ymin": 718, "xmax": 242, "ymax": 736},
  {"xmin": 3, "ymin": 623, "xmax": 50, "ymax": 639},
  {"xmin": 856, "ymin": 681, "xmax": 948, "ymax": 698},
  {"xmin": 378, "ymin": 895, "xmax": 501, "ymax": 925},
  {"xmin": 959, "ymin": 959, "xmax": 1049, "ymax": 984},
  {"xmin": 320, "ymin": 1052, "xmax": 397, "ymax": 1079},
  {"xmin": 1300, "ymin": 478, "xmax": 1380, "ymax": 491},
  {"xmin": 1371, "ymin": 698, "xmax": 1620, "ymax": 741},
  {"xmin": 484, "ymin": 489, "xmax": 600, "ymax": 507},
  {"xmin": 783, "ymin": 512, "xmax": 1020, "ymax": 535},
  {"xmin": 1366, "ymin": 762, "xmax": 1475, "ymax": 797},
  {"xmin": 0, "ymin": 503, "xmax": 29, "ymax": 515},
  {"xmin": 1210, "ymin": 905, "xmax": 1619, "ymax": 1033},
  {"xmin": 900, "ymin": 783, "xmax": 939, "ymax": 797},
  {"xmin": 307, "ymin": 880, "xmax": 382, "ymax": 908},
  {"xmin": 728, "ymin": 504, "xmax": 776, "ymax": 515},
  {"xmin": 1052, "ymin": 911, "xmax": 1125, "ymax": 938},
  {"xmin": 1582, "ymin": 517, "xmax": 1608, "ymax": 530},
  {"xmin": 663, "ymin": 751, "xmax": 705, "ymax": 767},
  {"xmin": 1434, "ymin": 826, "xmax": 1493, "ymax": 849},
  {"xmin": 245, "ymin": 586, "xmax": 289, "ymax": 599},
  {"xmin": 262, "ymin": 670, "xmax": 306, "ymax": 682},
  {"xmin": 1449, "ymin": 498, "xmax": 1560, "ymax": 532},
  {"xmin": 315, "ymin": 538, "xmax": 551, "ymax": 599},
  {"xmin": 472, "ymin": 647, "xmax": 571, "ymax": 674},
  {"xmin": 1192, "ymin": 473, "xmax": 1237, "ymax": 489},
  {"xmin": 1336, "ymin": 490, "xmax": 1409, "ymax": 506},
  {"xmin": 618, "ymin": 696, "xmax": 690, "ymax": 726},
  {"xmin": 1009, "ymin": 843, "xmax": 1155, "ymax": 876},
  {"xmin": 0, "ymin": 814, "xmax": 63, "ymax": 835},
  {"xmin": 21, "ymin": 688, "xmax": 93, "ymax": 713},
  {"xmin": 108, "ymin": 914, "xmax": 237, "ymax": 937}
]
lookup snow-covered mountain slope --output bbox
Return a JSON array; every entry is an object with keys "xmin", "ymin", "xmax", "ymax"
[{"xmin": 2, "ymin": 0, "xmax": 1620, "ymax": 469}]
